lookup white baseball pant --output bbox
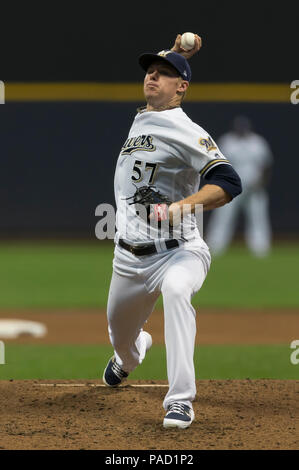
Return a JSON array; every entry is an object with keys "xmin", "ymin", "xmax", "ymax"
[{"xmin": 106, "ymin": 239, "xmax": 210, "ymax": 411}]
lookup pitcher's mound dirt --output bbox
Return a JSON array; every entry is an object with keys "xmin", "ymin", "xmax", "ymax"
[{"xmin": 0, "ymin": 379, "xmax": 297, "ymax": 450}]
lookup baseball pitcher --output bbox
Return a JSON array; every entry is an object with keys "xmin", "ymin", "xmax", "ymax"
[{"xmin": 102, "ymin": 34, "xmax": 242, "ymax": 429}]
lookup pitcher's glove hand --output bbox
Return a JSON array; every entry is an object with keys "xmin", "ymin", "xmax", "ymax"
[{"xmin": 125, "ymin": 185, "xmax": 173, "ymax": 222}]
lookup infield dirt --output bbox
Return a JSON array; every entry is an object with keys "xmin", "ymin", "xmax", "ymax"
[
  {"xmin": 1, "ymin": 308, "xmax": 298, "ymax": 345},
  {"xmin": 0, "ymin": 379, "xmax": 298, "ymax": 450},
  {"xmin": 0, "ymin": 309, "xmax": 298, "ymax": 450}
]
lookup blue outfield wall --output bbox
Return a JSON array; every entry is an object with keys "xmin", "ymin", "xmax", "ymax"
[{"xmin": 0, "ymin": 101, "xmax": 298, "ymax": 237}]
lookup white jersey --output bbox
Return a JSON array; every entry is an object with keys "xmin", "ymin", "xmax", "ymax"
[
  {"xmin": 218, "ymin": 132, "xmax": 273, "ymax": 190},
  {"xmin": 114, "ymin": 106, "xmax": 231, "ymax": 244}
]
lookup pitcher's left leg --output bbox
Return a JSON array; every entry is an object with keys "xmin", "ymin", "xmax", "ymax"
[{"xmin": 161, "ymin": 249, "xmax": 208, "ymax": 412}]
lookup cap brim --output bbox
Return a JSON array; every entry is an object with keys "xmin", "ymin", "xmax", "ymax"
[{"xmin": 138, "ymin": 53, "xmax": 179, "ymax": 75}]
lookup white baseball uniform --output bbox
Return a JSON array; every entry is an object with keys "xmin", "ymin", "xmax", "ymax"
[
  {"xmin": 206, "ymin": 131, "xmax": 273, "ymax": 256},
  {"xmin": 107, "ymin": 106, "xmax": 231, "ymax": 410}
]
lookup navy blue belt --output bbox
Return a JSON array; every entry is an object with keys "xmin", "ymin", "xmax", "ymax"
[{"xmin": 118, "ymin": 238, "xmax": 179, "ymax": 256}]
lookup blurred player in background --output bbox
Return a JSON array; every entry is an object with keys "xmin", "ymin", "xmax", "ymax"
[{"xmin": 206, "ymin": 116, "xmax": 273, "ymax": 257}]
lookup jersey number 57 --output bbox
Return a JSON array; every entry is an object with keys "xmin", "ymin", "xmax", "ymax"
[{"xmin": 132, "ymin": 160, "xmax": 158, "ymax": 184}]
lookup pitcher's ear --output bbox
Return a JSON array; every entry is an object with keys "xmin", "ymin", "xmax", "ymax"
[{"xmin": 178, "ymin": 80, "xmax": 189, "ymax": 93}]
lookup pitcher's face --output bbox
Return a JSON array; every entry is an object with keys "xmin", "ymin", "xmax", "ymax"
[{"xmin": 144, "ymin": 60, "xmax": 188, "ymax": 107}]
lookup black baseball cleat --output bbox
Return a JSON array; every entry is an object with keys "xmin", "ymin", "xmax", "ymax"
[
  {"xmin": 103, "ymin": 332, "xmax": 152, "ymax": 387},
  {"xmin": 163, "ymin": 402, "xmax": 195, "ymax": 429},
  {"xmin": 102, "ymin": 356, "xmax": 128, "ymax": 387}
]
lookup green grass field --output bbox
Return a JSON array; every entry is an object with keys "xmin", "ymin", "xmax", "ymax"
[
  {"xmin": 0, "ymin": 241, "xmax": 298, "ymax": 381},
  {"xmin": 0, "ymin": 344, "xmax": 297, "ymax": 380},
  {"xmin": 0, "ymin": 240, "xmax": 298, "ymax": 309}
]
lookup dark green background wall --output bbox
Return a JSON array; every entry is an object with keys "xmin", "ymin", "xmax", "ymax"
[
  {"xmin": 0, "ymin": 2, "xmax": 298, "ymax": 237},
  {"xmin": 0, "ymin": 3, "xmax": 297, "ymax": 82},
  {"xmin": 0, "ymin": 101, "xmax": 297, "ymax": 237}
]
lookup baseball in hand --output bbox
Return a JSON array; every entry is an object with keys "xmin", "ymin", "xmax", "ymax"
[{"xmin": 180, "ymin": 32, "xmax": 195, "ymax": 51}]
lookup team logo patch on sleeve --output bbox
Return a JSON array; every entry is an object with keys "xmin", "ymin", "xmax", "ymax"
[
  {"xmin": 121, "ymin": 135, "xmax": 156, "ymax": 155},
  {"xmin": 199, "ymin": 136, "xmax": 217, "ymax": 152}
]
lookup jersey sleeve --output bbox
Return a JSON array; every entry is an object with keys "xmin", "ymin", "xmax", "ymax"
[
  {"xmin": 173, "ymin": 122, "xmax": 231, "ymax": 176},
  {"xmin": 203, "ymin": 163, "xmax": 242, "ymax": 199}
]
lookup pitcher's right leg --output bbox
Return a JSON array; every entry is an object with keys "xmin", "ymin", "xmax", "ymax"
[{"xmin": 105, "ymin": 270, "xmax": 159, "ymax": 375}]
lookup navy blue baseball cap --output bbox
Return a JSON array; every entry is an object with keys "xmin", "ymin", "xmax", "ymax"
[{"xmin": 139, "ymin": 50, "xmax": 192, "ymax": 82}]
